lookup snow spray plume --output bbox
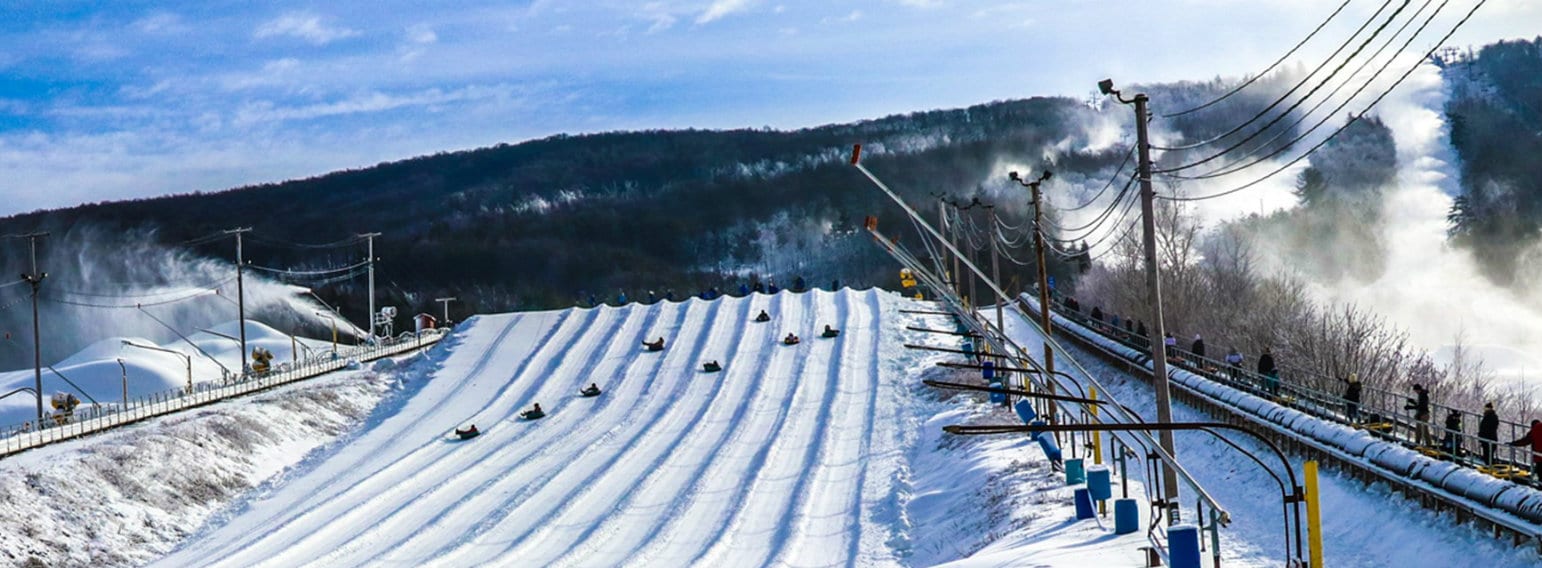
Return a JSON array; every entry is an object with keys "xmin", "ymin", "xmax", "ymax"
[
  {"xmin": 1194, "ymin": 59, "xmax": 1542, "ymax": 391},
  {"xmin": 0, "ymin": 224, "xmax": 362, "ymax": 372}
]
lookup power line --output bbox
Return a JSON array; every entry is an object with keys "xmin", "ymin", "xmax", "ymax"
[
  {"xmin": 1152, "ymin": 0, "xmax": 1401, "ymax": 153},
  {"xmin": 248, "ymin": 259, "xmax": 371, "ymax": 277},
  {"xmin": 246, "ymin": 233, "xmax": 366, "ymax": 250},
  {"xmin": 1158, "ymin": 0, "xmax": 1489, "ymax": 202},
  {"xmin": 1162, "ymin": 0, "xmax": 1445, "ymax": 181},
  {"xmin": 1060, "ymin": 147, "xmax": 1136, "ymax": 212},
  {"xmin": 50, "ymin": 276, "xmax": 237, "ymax": 299},
  {"xmin": 1161, "ymin": 0, "xmax": 1357, "ymax": 118},
  {"xmin": 43, "ymin": 288, "xmax": 219, "ymax": 309},
  {"xmin": 1041, "ymin": 174, "xmax": 1138, "ymax": 238}
]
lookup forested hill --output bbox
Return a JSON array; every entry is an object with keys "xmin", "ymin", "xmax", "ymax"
[
  {"xmin": 0, "ymin": 96, "xmax": 1117, "ymax": 326},
  {"xmin": 1442, "ymin": 37, "xmax": 1542, "ymax": 285}
]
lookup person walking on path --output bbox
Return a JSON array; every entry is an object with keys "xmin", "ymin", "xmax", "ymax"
[
  {"xmin": 1257, "ymin": 348, "xmax": 1279, "ymax": 396},
  {"xmin": 1225, "ymin": 348, "xmax": 1244, "ymax": 382},
  {"xmin": 1342, "ymin": 373, "xmax": 1362, "ymax": 423},
  {"xmin": 1405, "ymin": 384, "xmax": 1432, "ymax": 447},
  {"xmin": 1480, "ymin": 403, "xmax": 1500, "ymax": 465},
  {"xmin": 1509, "ymin": 419, "xmax": 1542, "ymax": 480}
]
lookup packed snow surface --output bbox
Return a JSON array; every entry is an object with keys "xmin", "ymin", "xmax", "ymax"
[{"xmin": 160, "ymin": 289, "xmax": 916, "ymax": 566}]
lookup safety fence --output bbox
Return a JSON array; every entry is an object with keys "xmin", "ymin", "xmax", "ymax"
[
  {"xmin": 0, "ymin": 330, "xmax": 446, "ymax": 458},
  {"xmin": 1032, "ymin": 295, "xmax": 1542, "ymax": 549},
  {"xmin": 1055, "ymin": 301, "xmax": 1541, "ymax": 479}
]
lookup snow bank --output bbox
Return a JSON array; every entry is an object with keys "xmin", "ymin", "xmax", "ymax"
[
  {"xmin": 0, "ymin": 321, "xmax": 331, "ymax": 427},
  {"xmin": 0, "ymin": 357, "xmax": 416, "ymax": 567}
]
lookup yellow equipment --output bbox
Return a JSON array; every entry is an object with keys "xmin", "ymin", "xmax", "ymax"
[
  {"xmin": 252, "ymin": 347, "xmax": 275, "ymax": 373},
  {"xmin": 1478, "ymin": 464, "xmax": 1530, "ymax": 480}
]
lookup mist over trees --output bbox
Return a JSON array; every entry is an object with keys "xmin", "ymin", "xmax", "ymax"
[{"xmin": 1442, "ymin": 37, "xmax": 1542, "ymax": 285}]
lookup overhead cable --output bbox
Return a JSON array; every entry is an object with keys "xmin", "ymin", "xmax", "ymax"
[
  {"xmin": 1157, "ymin": 0, "xmax": 1489, "ymax": 202},
  {"xmin": 1161, "ymin": 0, "xmax": 1357, "ymax": 118},
  {"xmin": 1152, "ymin": 0, "xmax": 1401, "ymax": 153}
]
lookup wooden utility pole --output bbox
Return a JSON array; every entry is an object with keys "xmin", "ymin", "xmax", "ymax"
[
  {"xmin": 1103, "ymin": 78, "xmax": 1180, "ymax": 522},
  {"xmin": 17, "ymin": 232, "xmax": 48, "ymax": 424},
  {"xmin": 359, "ymin": 232, "xmax": 382, "ymax": 341},
  {"xmin": 224, "ymin": 227, "xmax": 252, "ymax": 375}
]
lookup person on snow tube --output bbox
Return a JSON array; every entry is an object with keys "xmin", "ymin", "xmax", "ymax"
[
  {"xmin": 783, "ymin": 333, "xmax": 800, "ymax": 345},
  {"xmin": 580, "ymin": 383, "xmax": 602, "ymax": 397},
  {"xmin": 703, "ymin": 360, "xmax": 722, "ymax": 372},
  {"xmin": 821, "ymin": 324, "xmax": 840, "ymax": 338},
  {"xmin": 754, "ymin": 310, "xmax": 771, "ymax": 322},
  {"xmin": 455, "ymin": 425, "xmax": 480, "ymax": 439},
  {"xmin": 521, "ymin": 403, "xmax": 546, "ymax": 420},
  {"xmin": 643, "ymin": 337, "xmax": 665, "ymax": 351}
]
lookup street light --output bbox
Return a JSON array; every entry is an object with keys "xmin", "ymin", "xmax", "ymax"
[
  {"xmin": 120, "ymin": 340, "xmax": 192, "ymax": 393},
  {"xmin": 314, "ymin": 311, "xmax": 338, "ymax": 356},
  {"xmin": 116, "ymin": 358, "xmax": 128, "ymax": 411},
  {"xmin": 1008, "ymin": 169, "xmax": 1056, "ymax": 421},
  {"xmin": 1099, "ymin": 77, "xmax": 1181, "ymax": 521}
]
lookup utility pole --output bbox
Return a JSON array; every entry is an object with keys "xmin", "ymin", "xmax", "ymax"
[
  {"xmin": 988, "ymin": 203, "xmax": 1004, "ymax": 338},
  {"xmin": 1011, "ymin": 171, "xmax": 1056, "ymax": 422},
  {"xmin": 1102, "ymin": 78, "xmax": 1180, "ymax": 522},
  {"xmin": 435, "ymin": 297, "xmax": 456, "ymax": 325},
  {"xmin": 224, "ymin": 227, "xmax": 252, "ymax": 375},
  {"xmin": 17, "ymin": 232, "xmax": 47, "ymax": 425},
  {"xmin": 937, "ymin": 201, "xmax": 953, "ymax": 292},
  {"xmin": 359, "ymin": 232, "xmax": 382, "ymax": 342}
]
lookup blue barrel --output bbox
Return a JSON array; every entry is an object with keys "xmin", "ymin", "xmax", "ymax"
[
  {"xmin": 1168, "ymin": 524, "xmax": 1202, "ymax": 568},
  {"xmin": 982, "ymin": 360, "xmax": 995, "ymax": 381},
  {"xmin": 1031, "ymin": 420, "xmax": 1062, "ymax": 465},
  {"xmin": 1114, "ymin": 498, "xmax": 1139, "ymax": 534},
  {"xmin": 1073, "ymin": 487, "xmax": 1095, "ymax": 520},
  {"xmin": 1086, "ymin": 465, "xmax": 1112, "ymax": 501},
  {"xmin": 1064, "ymin": 458, "xmax": 1086, "ymax": 485},
  {"xmin": 989, "ymin": 380, "xmax": 1005, "ymax": 404},
  {"xmin": 1014, "ymin": 399, "xmax": 1037, "ymax": 424}
]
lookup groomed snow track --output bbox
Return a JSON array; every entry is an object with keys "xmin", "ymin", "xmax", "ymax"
[
  {"xmin": 158, "ymin": 289, "xmax": 901, "ymax": 567},
  {"xmin": 1023, "ymin": 295, "xmax": 1542, "ymax": 553}
]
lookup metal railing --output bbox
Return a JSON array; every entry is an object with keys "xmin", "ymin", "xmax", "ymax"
[
  {"xmin": 1053, "ymin": 301, "xmax": 1540, "ymax": 476},
  {"xmin": 1035, "ymin": 295, "xmax": 1542, "ymax": 547},
  {"xmin": 0, "ymin": 329, "xmax": 447, "ymax": 458}
]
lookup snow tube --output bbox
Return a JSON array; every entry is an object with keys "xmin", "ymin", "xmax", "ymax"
[
  {"xmin": 453, "ymin": 428, "xmax": 480, "ymax": 440},
  {"xmin": 521, "ymin": 410, "xmax": 546, "ymax": 420},
  {"xmin": 580, "ymin": 388, "xmax": 602, "ymax": 398}
]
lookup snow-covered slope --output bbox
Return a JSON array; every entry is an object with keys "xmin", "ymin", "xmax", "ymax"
[
  {"xmin": 157, "ymin": 289, "xmax": 913, "ymax": 567},
  {"xmin": 0, "ymin": 321, "xmax": 330, "ymax": 427}
]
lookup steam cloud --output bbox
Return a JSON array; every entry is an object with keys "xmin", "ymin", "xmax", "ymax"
[{"xmin": 0, "ymin": 225, "xmax": 363, "ymax": 372}]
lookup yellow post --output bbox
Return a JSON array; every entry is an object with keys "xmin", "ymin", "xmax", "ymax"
[
  {"xmin": 1092, "ymin": 386, "xmax": 1104, "ymax": 515},
  {"xmin": 1305, "ymin": 460, "xmax": 1324, "ymax": 568},
  {"xmin": 1090, "ymin": 386, "xmax": 1102, "ymax": 465}
]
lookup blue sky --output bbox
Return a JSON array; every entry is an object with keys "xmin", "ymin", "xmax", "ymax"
[{"xmin": 0, "ymin": 0, "xmax": 1535, "ymax": 216}]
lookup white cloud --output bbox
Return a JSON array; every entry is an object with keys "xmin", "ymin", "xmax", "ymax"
[
  {"xmin": 254, "ymin": 14, "xmax": 360, "ymax": 45},
  {"xmin": 135, "ymin": 13, "xmax": 187, "ymax": 35},
  {"xmin": 821, "ymin": 10, "xmax": 862, "ymax": 25},
  {"xmin": 697, "ymin": 0, "xmax": 755, "ymax": 24},
  {"xmin": 233, "ymin": 85, "xmax": 516, "ymax": 126},
  {"xmin": 407, "ymin": 24, "xmax": 438, "ymax": 45}
]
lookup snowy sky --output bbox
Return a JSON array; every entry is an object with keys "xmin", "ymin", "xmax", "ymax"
[{"xmin": 0, "ymin": 0, "xmax": 1536, "ymax": 217}]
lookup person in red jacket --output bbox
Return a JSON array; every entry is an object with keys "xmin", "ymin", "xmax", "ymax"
[{"xmin": 1508, "ymin": 419, "xmax": 1542, "ymax": 480}]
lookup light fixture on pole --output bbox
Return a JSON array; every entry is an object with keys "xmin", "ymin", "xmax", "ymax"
[
  {"xmin": 1099, "ymin": 77, "xmax": 1181, "ymax": 522},
  {"xmin": 120, "ymin": 340, "xmax": 193, "ymax": 393}
]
